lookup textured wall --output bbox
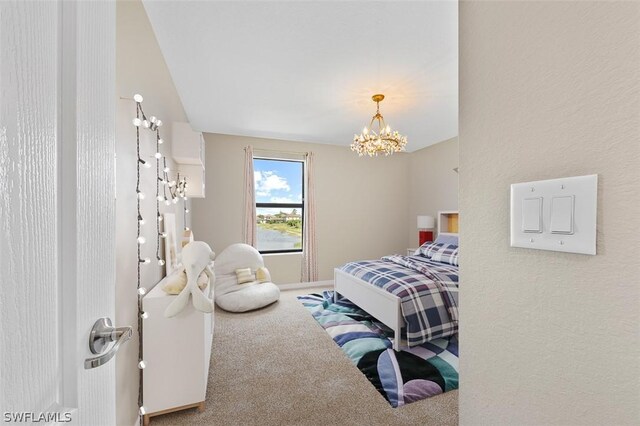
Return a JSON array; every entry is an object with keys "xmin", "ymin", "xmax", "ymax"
[
  {"xmin": 115, "ymin": 1, "xmax": 189, "ymax": 425},
  {"xmin": 459, "ymin": 1, "xmax": 640, "ymax": 424},
  {"xmin": 192, "ymin": 134, "xmax": 411, "ymax": 283},
  {"xmin": 407, "ymin": 137, "xmax": 458, "ymax": 247}
]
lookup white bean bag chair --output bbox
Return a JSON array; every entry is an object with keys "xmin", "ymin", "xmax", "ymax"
[{"xmin": 213, "ymin": 243, "xmax": 280, "ymax": 312}]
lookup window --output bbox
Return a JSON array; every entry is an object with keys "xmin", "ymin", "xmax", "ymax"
[{"xmin": 254, "ymin": 157, "xmax": 304, "ymax": 253}]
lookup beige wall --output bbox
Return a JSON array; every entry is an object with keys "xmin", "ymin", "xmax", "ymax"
[
  {"xmin": 192, "ymin": 134, "xmax": 413, "ymax": 283},
  {"xmin": 115, "ymin": 1, "xmax": 189, "ymax": 425},
  {"xmin": 407, "ymin": 137, "xmax": 458, "ymax": 247},
  {"xmin": 459, "ymin": 2, "xmax": 640, "ymax": 425}
]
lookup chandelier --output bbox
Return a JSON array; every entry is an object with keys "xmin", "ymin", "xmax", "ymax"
[{"xmin": 351, "ymin": 94, "xmax": 407, "ymax": 157}]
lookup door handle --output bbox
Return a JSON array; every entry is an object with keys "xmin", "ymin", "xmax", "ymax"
[{"xmin": 84, "ymin": 317, "xmax": 132, "ymax": 369}]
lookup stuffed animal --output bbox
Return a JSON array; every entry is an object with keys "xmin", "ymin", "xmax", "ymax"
[
  {"xmin": 164, "ymin": 241, "xmax": 216, "ymax": 318},
  {"xmin": 162, "ymin": 270, "xmax": 209, "ymax": 295}
]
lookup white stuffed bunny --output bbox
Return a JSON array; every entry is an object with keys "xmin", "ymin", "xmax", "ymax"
[{"xmin": 164, "ymin": 241, "xmax": 216, "ymax": 318}]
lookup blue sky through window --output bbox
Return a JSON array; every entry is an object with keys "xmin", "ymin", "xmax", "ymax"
[{"xmin": 253, "ymin": 159, "xmax": 303, "ymax": 205}]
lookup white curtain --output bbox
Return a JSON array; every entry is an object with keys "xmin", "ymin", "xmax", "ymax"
[
  {"xmin": 243, "ymin": 146, "xmax": 257, "ymax": 247},
  {"xmin": 301, "ymin": 152, "xmax": 317, "ymax": 282}
]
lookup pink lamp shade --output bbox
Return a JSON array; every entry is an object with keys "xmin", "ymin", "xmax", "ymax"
[{"xmin": 417, "ymin": 215, "xmax": 435, "ymax": 246}]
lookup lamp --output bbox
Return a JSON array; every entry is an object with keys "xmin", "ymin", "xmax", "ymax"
[
  {"xmin": 417, "ymin": 215, "xmax": 435, "ymax": 246},
  {"xmin": 351, "ymin": 94, "xmax": 407, "ymax": 157}
]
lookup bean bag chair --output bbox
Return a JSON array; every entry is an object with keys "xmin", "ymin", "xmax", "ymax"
[{"xmin": 213, "ymin": 243, "xmax": 280, "ymax": 312}]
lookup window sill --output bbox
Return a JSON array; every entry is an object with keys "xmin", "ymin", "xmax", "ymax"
[{"xmin": 261, "ymin": 251, "xmax": 303, "ymax": 257}]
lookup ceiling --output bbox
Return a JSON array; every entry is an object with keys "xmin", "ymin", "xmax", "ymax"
[{"xmin": 143, "ymin": 1, "xmax": 458, "ymax": 152}]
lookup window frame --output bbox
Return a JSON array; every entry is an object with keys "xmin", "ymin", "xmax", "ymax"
[{"xmin": 253, "ymin": 157, "xmax": 305, "ymax": 255}]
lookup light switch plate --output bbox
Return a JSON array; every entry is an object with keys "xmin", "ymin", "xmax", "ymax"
[{"xmin": 510, "ymin": 174, "xmax": 597, "ymax": 255}]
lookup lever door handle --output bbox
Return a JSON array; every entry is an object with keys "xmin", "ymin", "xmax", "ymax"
[{"xmin": 84, "ymin": 317, "xmax": 132, "ymax": 369}]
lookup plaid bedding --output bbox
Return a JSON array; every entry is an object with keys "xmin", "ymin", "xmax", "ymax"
[
  {"xmin": 338, "ymin": 255, "xmax": 459, "ymax": 346},
  {"xmin": 430, "ymin": 244, "xmax": 459, "ymax": 266}
]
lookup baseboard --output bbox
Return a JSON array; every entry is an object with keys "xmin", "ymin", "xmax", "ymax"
[{"xmin": 277, "ymin": 280, "xmax": 334, "ymax": 291}]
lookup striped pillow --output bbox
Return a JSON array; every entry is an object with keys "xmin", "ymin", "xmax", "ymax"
[
  {"xmin": 416, "ymin": 242, "xmax": 444, "ymax": 259},
  {"xmin": 431, "ymin": 244, "xmax": 459, "ymax": 266},
  {"xmin": 235, "ymin": 268, "xmax": 255, "ymax": 284}
]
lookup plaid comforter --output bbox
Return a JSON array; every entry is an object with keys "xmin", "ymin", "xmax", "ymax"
[{"xmin": 338, "ymin": 255, "xmax": 459, "ymax": 346}]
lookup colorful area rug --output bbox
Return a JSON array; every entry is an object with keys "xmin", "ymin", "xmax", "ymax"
[{"xmin": 298, "ymin": 291, "xmax": 458, "ymax": 408}]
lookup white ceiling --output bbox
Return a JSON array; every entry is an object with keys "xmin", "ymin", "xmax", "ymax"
[{"xmin": 143, "ymin": 1, "xmax": 458, "ymax": 152}]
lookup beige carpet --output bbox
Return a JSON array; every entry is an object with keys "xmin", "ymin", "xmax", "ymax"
[{"xmin": 151, "ymin": 287, "xmax": 458, "ymax": 426}]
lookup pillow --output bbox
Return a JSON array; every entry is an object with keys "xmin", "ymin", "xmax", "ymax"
[
  {"xmin": 431, "ymin": 244, "xmax": 459, "ymax": 266},
  {"xmin": 256, "ymin": 267, "xmax": 271, "ymax": 283},
  {"xmin": 163, "ymin": 270, "xmax": 209, "ymax": 295},
  {"xmin": 235, "ymin": 268, "xmax": 255, "ymax": 284},
  {"xmin": 434, "ymin": 234, "xmax": 459, "ymax": 245},
  {"xmin": 416, "ymin": 242, "xmax": 445, "ymax": 258}
]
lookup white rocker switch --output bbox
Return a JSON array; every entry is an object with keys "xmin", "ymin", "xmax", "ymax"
[
  {"xmin": 550, "ymin": 195, "xmax": 575, "ymax": 234},
  {"xmin": 522, "ymin": 197, "xmax": 542, "ymax": 233}
]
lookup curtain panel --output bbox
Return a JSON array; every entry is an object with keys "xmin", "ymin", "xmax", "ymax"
[
  {"xmin": 301, "ymin": 152, "xmax": 317, "ymax": 282},
  {"xmin": 243, "ymin": 146, "xmax": 257, "ymax": 247}
]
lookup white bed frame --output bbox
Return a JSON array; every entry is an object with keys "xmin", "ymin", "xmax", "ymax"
[
  {"xmin": 334, "ymin": 268, "xmax": 404, "ymax": 351},
  {"xmin": 333, "ymin": 211, "xmax": 459, "ymax": 352}
]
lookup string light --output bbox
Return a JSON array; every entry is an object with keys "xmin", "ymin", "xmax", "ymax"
[
  {"xmin": 131, "ymin": 96, "xmax": 190, "ymax": 426},
  {"xmin": 133, "ymin": 96, "xmax": 145, "ymax": 426},
  {"xmin": 184, "ymin": 198, "xmax": 189, "ymax": 232},
  {"xmin": 154, "ymin": 128, "xmax": 165, "ymax": 274},
  {"xmin": 132, "ymin": 94, "xmax": 169, "ymax": 426}
]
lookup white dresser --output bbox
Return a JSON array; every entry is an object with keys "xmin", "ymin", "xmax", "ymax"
[{"xmin": 142, "ymin": 274, "xmax": 214, "ymax": 424}]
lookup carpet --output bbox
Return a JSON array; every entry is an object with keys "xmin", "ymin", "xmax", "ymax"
[
  {"xmin": 150, "ymin": 287, "xmax": 457, "ymax": 426},
  {"xmin": 298, "ymin": 291, "xmax": 459, "ymax": 408}
]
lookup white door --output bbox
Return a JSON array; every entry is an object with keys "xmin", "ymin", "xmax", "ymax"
[{"xmin": 0, "ymin": 1, "xmax": 120, "ymax": 425}]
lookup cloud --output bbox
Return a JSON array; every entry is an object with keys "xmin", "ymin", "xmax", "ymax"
[
  {"xmin": 269, "ymin": 195, "xmax": 301, "ymax": 203},
  {"xmin": 255, "ymin": 170, "xmax": 290, "ymax": 197}
]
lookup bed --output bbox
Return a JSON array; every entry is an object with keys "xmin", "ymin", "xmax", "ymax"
[{"xmin": 334, "ymin": 237, "xmax": 459, "ymax": 351}]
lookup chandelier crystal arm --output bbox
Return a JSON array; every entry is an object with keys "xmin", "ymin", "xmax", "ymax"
[{"xmin": 369, "ymin": 114, "xmax": 387, "ymax": 134}]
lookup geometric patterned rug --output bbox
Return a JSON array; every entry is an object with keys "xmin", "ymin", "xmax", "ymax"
[{"xmin": 297, "ymin": 291, "xmax": 458, "ymax": 408}]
